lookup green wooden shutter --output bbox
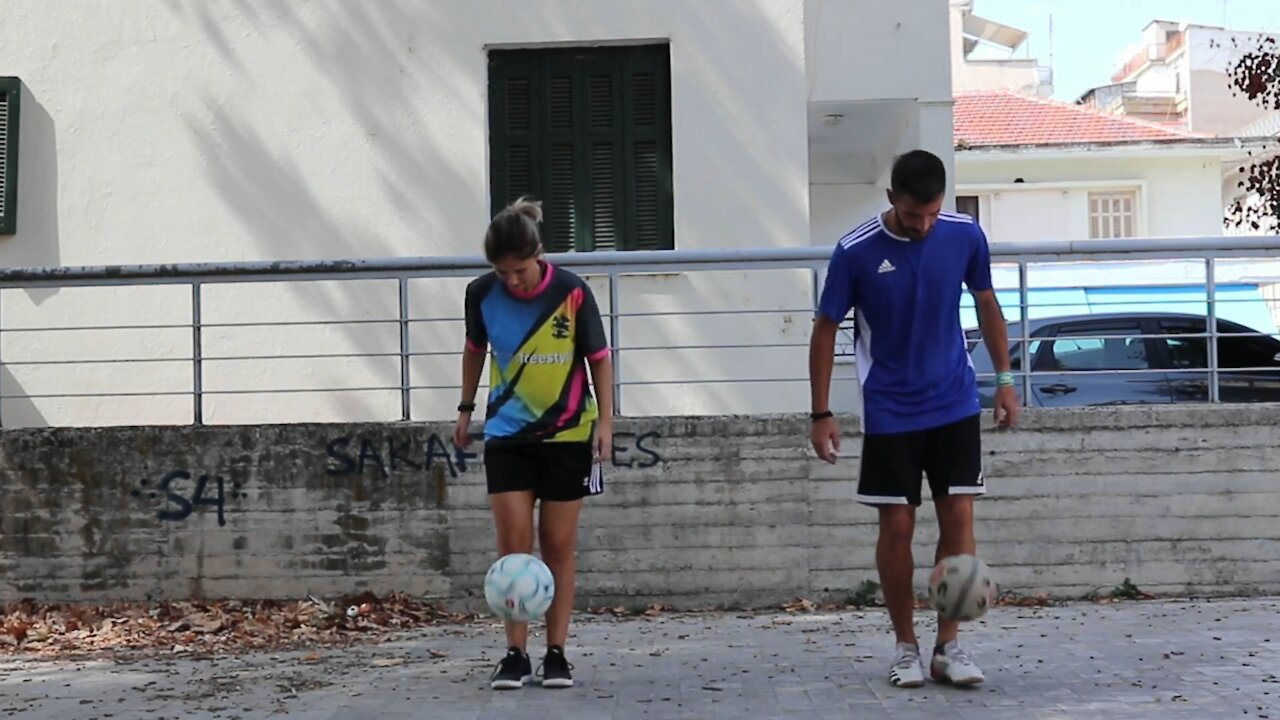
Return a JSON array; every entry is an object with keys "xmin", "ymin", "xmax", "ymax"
[
  {"xmin": 585, "ymin": 66, "xmax": 622, "ymax": 252},
  {"xmin": 622, "ymin": 48, "xmax": 672, "ymax": 251},
  {"xmin": 0, "ymin": 77, "xmax": 20, "ymax": 236},
  {"xmin": 489, "ymin": 47, "xmax": 671, "ymax": 253},
  {"xmin": 542, "ymin": 58, "xmax": 579, "ymax": 253},
  {"xmin": 488, "ymin": 57, "xmax": 538, "ymax": 221}
]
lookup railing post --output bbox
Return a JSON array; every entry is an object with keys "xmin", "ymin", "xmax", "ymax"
[
  {"xmin": 1018, "ymin": 262, "xmax": 1031, "ymax": 407},
  {"xmin": 1206, "ymin": 257, "xmax": 1220, "ymax": 403},
  {"xmin": 398, "ymin": 277, "xmax": 411, "ymax": 422},
  {"xmin": 192, "ymin": 282, "xmax": 204, "ymax": 425},
  {"xmin": 608, "ymin": 271, "xmax": 621, "ymax": 417}
]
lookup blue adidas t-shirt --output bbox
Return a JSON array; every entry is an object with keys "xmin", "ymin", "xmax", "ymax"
[{"xmin": 817, "ymin": 211, "xmax": 993, "ymax": 435}]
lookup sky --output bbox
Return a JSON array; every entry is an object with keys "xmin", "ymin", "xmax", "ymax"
[{"xmin": 966, "ymin": 0, "xmax": 1280, "ymax": 101}]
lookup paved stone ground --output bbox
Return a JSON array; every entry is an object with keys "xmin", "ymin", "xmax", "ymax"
[{"xmin": 1, "ymin": 598, "xmax": 1278, "ymax": 719}]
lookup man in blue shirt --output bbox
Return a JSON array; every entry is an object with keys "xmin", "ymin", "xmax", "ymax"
[{"xmin": 808, "ymin": 150, "xmax": 1019, "ymax": 689}]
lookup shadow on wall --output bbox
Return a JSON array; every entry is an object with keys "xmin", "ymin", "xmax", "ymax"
[
  {"xmin": 615, "ymin": 5, "xmax": 810, "ymax": 414},
  {"xmin": 8, "ymin": 86, "xmax": 61, "ymax": 306},
  {"xmin": 170, "ymin": 0, "xmax": 479, "ymax": 261},
  {"xmin": 165, "ymin": 1, "xmax": 810, "ymax": 416},
  {"xmin": 0, "ymin": 88, "xmax": 59, "ymax": 429},
  {"xmin": 167, "ymin": 1, "xmax": 483, "ymax": 421},
  {"xmin": 0, "ymin": 364, "xmax": 47, "ymax": 428}
]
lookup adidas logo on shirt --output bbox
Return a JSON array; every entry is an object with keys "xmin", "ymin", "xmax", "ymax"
[{"xmin": 878, "ymin": 259, "xmax": 896, "ymax": 274}]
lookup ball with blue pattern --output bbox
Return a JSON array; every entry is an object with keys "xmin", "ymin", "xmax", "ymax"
[{"xmin": 484, "ymin": 553, "xmax": 556, "ymax": 622}]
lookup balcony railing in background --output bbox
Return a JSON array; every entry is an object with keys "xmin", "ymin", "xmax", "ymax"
[{"xmin": 1111, "ymin": 30, "xmax": 1184, "ymax": 83}]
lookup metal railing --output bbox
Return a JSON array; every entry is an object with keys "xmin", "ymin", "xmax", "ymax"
[{"xmin": 0, "ymin": 235, "xmax": 1278, "ymax": 426}]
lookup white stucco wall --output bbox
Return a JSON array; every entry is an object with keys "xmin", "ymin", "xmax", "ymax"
[
  {"xmin": 1, "ymin": 0, "xmax": 951, "ymax": 426},
  {"xmin": 956, "ymin": 152, "xmax": 1226, "ymax": 243},
  {"xmin": 0, "ymin": 0, "xmax": 824, "ymax": 426},
  {"xmin": 1132, "ymin": 59, "xmax": 1179, "ymax": 96},
  {"xmin": 805, "ymin": 0, "xmax": 955, "ymax": 246},
  {"xmin": 7, "ymin": 1, "xmax": 815, "ymax": 265},
  {"xmin": 806, "ymin": 0, "xmax": 951, "ymax": 105}
]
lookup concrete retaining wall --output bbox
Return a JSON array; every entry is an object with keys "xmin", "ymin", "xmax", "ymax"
[{"xmin": 1, "ymin": 405, "xmax": 1277, "ymax": 607}]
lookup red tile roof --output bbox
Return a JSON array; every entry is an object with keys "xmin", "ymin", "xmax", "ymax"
[{"xmin": 954, "ymin": 91, "xmax": 1200, "ymax": 148}]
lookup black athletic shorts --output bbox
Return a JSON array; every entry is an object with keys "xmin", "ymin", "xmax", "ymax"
[
  {"xmin": 484, "ymin": 441, "xmax": 603, "ymax": 502},
  {"xmin": 856, "ymin": 413, "xmax": 984, "ymax": 507}
]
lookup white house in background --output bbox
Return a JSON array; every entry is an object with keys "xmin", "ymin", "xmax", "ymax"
[
  {"xmin": 1, "ymin": 0, "xmax": 953, "ymax": 427},
  {"xmin": 949, "ymin": 0, "xmax": 1053, "ymax": 97},
  {"xmin": 951, "ymin": 91, "xmax": 1280, "ymax": 333},
  {"xmin": 951, "ymin": 90, "xmax": 1268, "ymax": 242},
  {"xmin": 1078, "ymin": 20, "xmax": 1280, "ymax": 137}
]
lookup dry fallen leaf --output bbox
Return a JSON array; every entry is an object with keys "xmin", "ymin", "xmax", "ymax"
[
  {"xmin": 781, "ymin": 598, "xmax": 817, "ymax": 614},
  {"xmin": 370, "ymin": 657, "xmax": 406, "ymax": 667}
]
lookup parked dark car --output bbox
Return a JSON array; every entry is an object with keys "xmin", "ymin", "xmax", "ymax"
[{"xmin": 966, "ymin": 312, "xmax": 1280, "ymax": 407}]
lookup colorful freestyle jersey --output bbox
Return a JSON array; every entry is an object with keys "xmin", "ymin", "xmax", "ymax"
[
  {"xmin": 465, "ymin": 263, "xmax": 610, "ymax": 442},
  {"xmin": 817, "ymin": 211, "xmax": 994, "ymax": 435}
]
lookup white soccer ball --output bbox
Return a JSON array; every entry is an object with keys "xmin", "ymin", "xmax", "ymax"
[
  {"xmin": 484, "ymin": 553, "xmax": 556, "ymax": 622},
  {"xmin": 929, "ymin": 554, "xmax": 998, "ymax": 622}
]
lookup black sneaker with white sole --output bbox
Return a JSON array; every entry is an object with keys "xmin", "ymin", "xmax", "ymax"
[
  {"xmin": 538, "ymin": 646, "xmax": 575, "ymax": 688},
  {"xmin": 490, "ymin": 647, "xmax": 532, "ymax": 690}
]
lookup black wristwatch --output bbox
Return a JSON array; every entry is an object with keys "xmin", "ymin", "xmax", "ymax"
[
  {"xmin": 458, "ymin": 401, "xmax": 476, "ymax": 413},
  {"xmin": 810, "ymin": 410, "xmax": 834, "ymax": 422}
]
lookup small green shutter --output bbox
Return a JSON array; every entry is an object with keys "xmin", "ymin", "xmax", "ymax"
[
  {"xmin": 621, "ymin": 49, "xmax": 673, "ymax": 252},
  {"xmin": 489, "ymin": 47, "xmax": 672, "ymax": 252},
  {"xmin": 0, "ymin": 77, "xmax": 20, "ymax": 236}
]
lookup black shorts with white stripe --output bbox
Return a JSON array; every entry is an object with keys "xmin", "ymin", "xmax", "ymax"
[
  {"xmin": 484, "ymin": 441, "xmax": 603, "ymax": 501},
  {"xmin": 856, "ymin": 413, "xmax": 984, "ymax": 507}
]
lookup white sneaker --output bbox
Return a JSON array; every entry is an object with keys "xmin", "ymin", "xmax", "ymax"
[
  {"xmin": 931, "ymin": 640, "xmax": 985, "ymax": 685},
  {"xmin": 888, "ymin": 642, "xmax": 926, "ymax": 688}
]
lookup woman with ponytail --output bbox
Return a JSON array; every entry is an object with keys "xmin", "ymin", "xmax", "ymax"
[{"xmin": 454, "ymin": 197, "xmax": 614, "ymax": 690}]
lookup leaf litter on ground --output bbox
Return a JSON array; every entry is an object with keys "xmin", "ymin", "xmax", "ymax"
[{"xmin": 0, "ymin": 591, "xmax": 479, "ymax": 660}]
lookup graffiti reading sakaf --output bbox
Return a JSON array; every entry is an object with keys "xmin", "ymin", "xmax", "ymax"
[
  {"xmin": 325, "ymin": 430, "xmax": 663, "ymax": 478},
  {"xmin": 325, "ymin": 433, "xmax": 477, "ymax": 479}
]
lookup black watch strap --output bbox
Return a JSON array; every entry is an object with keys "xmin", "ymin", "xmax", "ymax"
[
  {"xmin": 458, "ymin": 401, "xmax": 476, "ymax": 413},
  {"xmin": 810, "ymin": 410, "xmax": 834, "ymax": 421}
]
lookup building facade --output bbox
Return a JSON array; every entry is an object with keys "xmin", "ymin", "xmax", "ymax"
[{"xmin": 1, "ymin": 0, "xmax": 954, "ymax": 426}]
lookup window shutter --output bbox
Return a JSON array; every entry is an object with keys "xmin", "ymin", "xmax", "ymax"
[
  {"xmin": 622, "ymin": 49, "xmax": 672, "ymax": 251},
  {"xmin": 489, "ymin": 47, "xmax": 671, "ymax": 253},
  {"xmin": 488, "ymin": 58, "xmax": 538, "ymax": 220},
  {"xmin": 0, "ymin": 77, "xmax": 20, "ymax": 236},
  {"xmin": 541, "ymin": 61, "xmax": 579, "ymax": 254},
  {"xmin": 586, "ymin": 70, "xmax": 621, "ymax": 252}
]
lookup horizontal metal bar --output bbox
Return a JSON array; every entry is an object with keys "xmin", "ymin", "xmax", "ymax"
[
  {"xmin": 1, "ymin": 237, "xmax": 1277, "ymax": 286},
  {"xmin": 1, "ymin": 386, "xmax": 403, "ymax": 400},
  {"xmin": 201, "ymin": 318, "xmax": 400, "ymax": 329},
  {"xmin": 0, "ymin": 390, "xmax": 195, "ymax": 400},
  {"xmin": 617, "ymin": 378, "xmax": 809, "ymax": 386},
  {"xmin": 1, "ymin": 357, "xmax": 193, "ymax": 367},
  {"xmin": 623, "ymin": 342, "xmax": 807, "ymax": 352},
  {"xmin": 976, "ymin": 366, "xmax": 1280, "ymax": 375},
  {"xmin": 9, "ymin": 332, "xmax": 1275, "ymax": 367},
  {"xmin": 0, "ymin": 323, "xmax": 192, "ymax": 333},
  {"xmin": 3, "ymin": 315, "xmax": 1271, "ymax": 338},
  {"xmin": 612, "ymin": 308, "xmax": 812, "ymax": 319},
  {"xmin": 996, "ymin": 332, "xmax": 1280, "ymax": 342},
  {"xmin": 203, "ymin": 352, "xmax": 402, "ymax": 362},
  {"xmin": 8, "ymin": 369, "xmax": 1280, "ymax": 401},
  {"xmin": 975, "ymin": 367, "xmax": 1280, "ymax": 378}
]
